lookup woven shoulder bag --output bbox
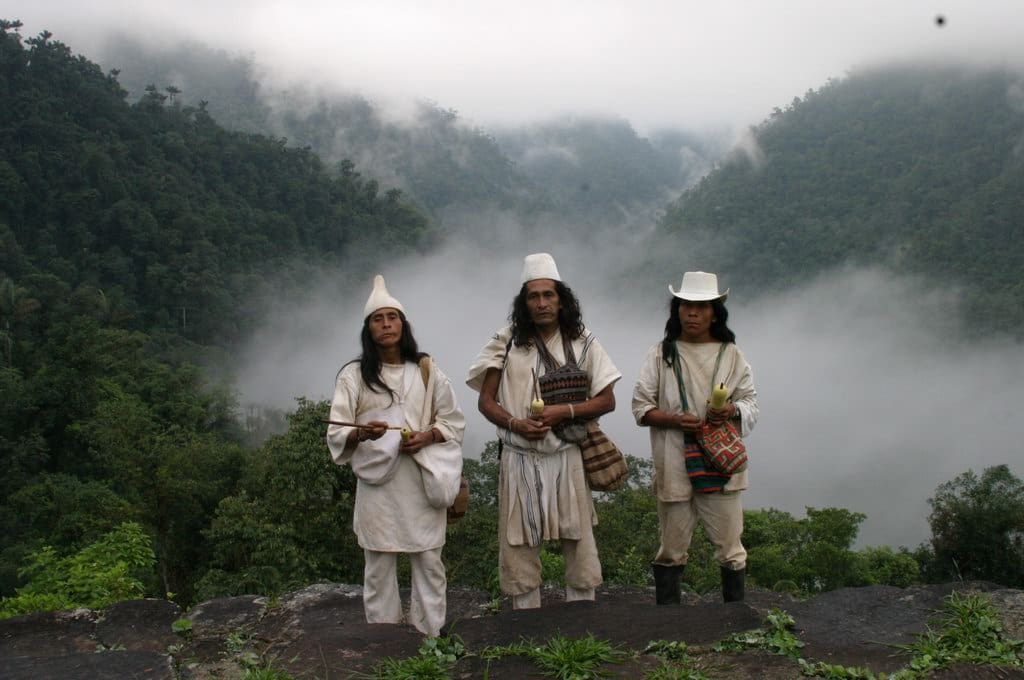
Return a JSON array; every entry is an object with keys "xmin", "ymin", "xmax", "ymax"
[{"xmin": 534, "ymin": 333, "xmax": 589, "ymax": 442}]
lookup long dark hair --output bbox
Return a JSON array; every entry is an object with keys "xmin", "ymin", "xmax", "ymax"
[
  {"xmin": 342, "ymin": 310, "xmax": 427, "ymax": 401},
  {"xmin": 509, "ymin": 280, "xmax": 585, "ymax": 347},
  {"xmin": 661, "ymin": 297, "xmax": 736, "ymax": 365}
]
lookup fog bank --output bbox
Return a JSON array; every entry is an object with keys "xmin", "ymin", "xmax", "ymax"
[{"xmin": 233, "ymin": 233, "xmax": 1024, "ymax": 550}]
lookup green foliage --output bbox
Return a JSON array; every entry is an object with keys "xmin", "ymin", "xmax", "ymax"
[
  {"xmin": 643, "ymin": 640, "xmax": 712, "ymax": 679},
  {"xmin": 540, "ymin": 546, "xmax": 567, "ymax": 586},
  {"xmin": 242, "ymin": 666, "xmax": 296, "ymax": 680},
  {"xmin": 419, "ymin": 635, "xmax": 468, "ymax": 665},
  {"xmin": 102, "ymin": 37, "xmax": 539, "ymax": 221},
  {"xmin": 367, "ymin": 654, "xmax": 450, "ymax": 680},
  {"xmin": 194, "ymin": 399, "xmax": 359, "ymax": 599},
  {"xmin": 362, "ymin": 634, "xmax": 467, "ymax": 680},
  {"xmin": 0, "ymin": 522, "xmax": 154, "ymax": 618},
  {"xmin": 644, "ymin": 640, "xmax": 693, "ymax": 662},
  {"xmin": 659, "ymin": 65, "xmax": 1024, "ymax": 336},
  {"xmin": 894, "ymin": 591, "xmax": 1024, "ymax": 677},
  {"xmin": 743, "ymin": 506, "xmax": 919, "ymax": 594},
  {"xmin": 858, "ymin": 546, "xmax": 919, "ymax": 588},
  {"xmin": 496, "ymin": 118, "xmax": 709, "ymax": 227},
  {"xmin": 442, "ymin": 442, "xmax": 500, "ymax": 593},
  {"xmin": 922, "ymin": 465, "xmax": 1024, "ymax": 587},
  {"xmin": 714, "ymin": 609, "xmax": 805, "ymax": 659},
  {"xmin": 643, "ymin": 663, "xmax": 711, "ymax": 680},
  {"xmin": 798, "ymin": 659, "xmax": 883, "ymax": 678},
  {"xmin": 171, "ymin": 617, "xmax": 193, "ymax": 637},
  {"xmin": 484, "ymin": 634, "xmax": 626, "ymax": 679},
  {"xmin": 592, "ymin": 457, "xmax": 659, "ymax": 587}
]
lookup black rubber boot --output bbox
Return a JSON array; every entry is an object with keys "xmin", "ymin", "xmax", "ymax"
[
  {"xmin": 721, "ymin": 566, "xmax": 746, "ymax": 603},
  {"xmin": 652, "ymin": 563, "xmax": 683, "ymax": 605}
]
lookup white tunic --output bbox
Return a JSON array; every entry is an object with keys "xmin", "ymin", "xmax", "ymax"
[
  {"xmin": 326, "ymin": 360, "xmax": 465, "ymax": 552},
  {"xmin": 467, "ymin": 325, "xmax": 621, "ymax": 547},
  {"xmin": 631, "ymin": 341, "xmax": 758, "ymax": 502}
]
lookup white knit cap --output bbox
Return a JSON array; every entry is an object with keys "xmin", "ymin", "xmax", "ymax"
[
  {"xmin": 668, "ymin": 271, "xmax": 729, "ymax": 302},
  {"xmin": 520, "ymin": 253, "xmax": 562, "ymax": 284},
  {"xmin": 362, "ymin": 274, "xmax": 405, "ymax": 318}
]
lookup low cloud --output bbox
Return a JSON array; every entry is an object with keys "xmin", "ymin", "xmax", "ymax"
[{"xmin": 232, "ymin": 230, "xmax": 1024, "ymax": 551}]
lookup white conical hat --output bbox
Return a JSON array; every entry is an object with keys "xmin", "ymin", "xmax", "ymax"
[
  {"xmin": 521, "ymin": 252, "xmax": 562, "ymax": 284},
  {"xmin": 363, "ymin": 275, "xmax": 405, "ymax": 318}
]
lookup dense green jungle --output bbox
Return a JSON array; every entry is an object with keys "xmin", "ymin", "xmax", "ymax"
[{"xmin": 1, "ymin": 19, "xmax": 1023, "ymax": 617}]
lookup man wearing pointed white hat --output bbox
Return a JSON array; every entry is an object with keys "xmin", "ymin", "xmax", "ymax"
[
  {"xmin": 327, "ymin": 275, "xmax": 465, "ymax": 636},
  {"xmin": 631, "ymin": 271, "xmax": 759, "ymax": 604},
  {"xmin": 467, "ymin": 253, "xmax": 621, "ymax": 609}
]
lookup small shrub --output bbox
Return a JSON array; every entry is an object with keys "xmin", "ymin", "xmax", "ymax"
[{"xmin": 0, "ymin": 522, "xmax": 155, "ymax": 619}]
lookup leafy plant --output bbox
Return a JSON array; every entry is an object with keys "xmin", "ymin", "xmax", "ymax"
[
  {"xmin": 485, "ymin": 634, "xmax": 626, "ymax": 679},
  {"xmin": 892, "ymin": 591, "xmax": 1024, "ymax": 676},
  {"xmin": 243, "ymin": 666, "xmax": 296, "ymax": 680},
  {"xmin": 366, "ymin": 654, "xmax": 450, "ymax": 680},
  {"xmin": 644, "ymin": 662, "xmax": 711, "ymax": 680},
  {"xmin": 642, "ymin": 640, "xmax": 711, "ymax": 680},
  {"xmin": 419, "ymin": 634, "xmax": 467, "ymax": 665},
  {"xmin": 540, "ymin": 546, "xmax": 567, "ymax": 586},
  {"xmin": 0, "ymin": 522, "xmax": 155, "ymax": 619},
  {"xmin": 644, "ymin": 640, "xmax": 691, "ymax": 662},
  {"xmin": 171, "ymin": 617, "xmax": 194, "ymax": 637},
  {"xmin": 357, "ymin": 633, "xmax": 468, "ymax": 680},
  {"xmin": 714, "ymin": 608, "xmax": 805, "ymax": 658},
  {"xmin": 798, "ymin": 659, "xmax": 883, "ymax": 678}
]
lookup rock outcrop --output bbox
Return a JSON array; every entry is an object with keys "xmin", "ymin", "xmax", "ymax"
[{"xmin": 1, "ymin": 581, "xmax": 1022, "ymax": 679}]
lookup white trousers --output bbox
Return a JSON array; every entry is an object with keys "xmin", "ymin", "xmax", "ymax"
[
  {"xmin": 654, "ymin": 492, "xmax": 747, "ymax": 570},
  {"xmin": 362, "ymin": 547, "xmax": 446, "ymax": 637}
]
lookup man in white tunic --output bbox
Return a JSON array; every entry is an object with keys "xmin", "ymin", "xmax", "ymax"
[
  {"xmin": 631, "ymin": 271, "xmax": 759, "ymax": 604},
  {"xmin": 467, "ymin": 253, "xmax": 621, "ymax": 609},
  {"xmin": 326, "ymin": 275, "xmax": 464, "ymax": 636}
]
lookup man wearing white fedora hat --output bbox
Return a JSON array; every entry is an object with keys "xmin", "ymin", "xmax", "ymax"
[
  {"xmin": 632, "ymin": 271, "xmax": 759, "ymax": 604},
  {"xmin": 467, "ymin": 253, "xmax": 621, "ymax": 609}
]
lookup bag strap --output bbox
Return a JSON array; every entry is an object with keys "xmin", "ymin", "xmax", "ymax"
[
  {"xmin": 709, "ymin": 343, "xmax": 726, "ymax": 394},
  {"xmin": 670, "ymin": 343, "xmax": 690, "ymax": 413},
  {"xmin": 670, "ymin": 342, "xmax": 726, "ymax": 415},
  {"xmin": 418, "ymin": 356, "xmax": 434, "ymax": 421},
  {"xmin": 419, "ymin": 355, "xmax": 431, "ymax": 389},
  {"xmin": 534, "ymin": 332, "xmax": 578, "ymax": 373}
]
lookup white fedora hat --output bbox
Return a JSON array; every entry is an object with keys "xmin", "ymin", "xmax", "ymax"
[{"xmin": 668, "ymin": 271, "xmax": 728, "ymax": 302}]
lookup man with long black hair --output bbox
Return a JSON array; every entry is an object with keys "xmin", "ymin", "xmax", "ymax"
[
  {"xmin": 467, "ymin": 253, "xmax": 621, "ymax": 609},
  {"xmin": 632, "ymin": 271, "xmax": 759, "ymax": 604},
  {"xmin": 327, "ymin": 275, "xmax": 464, "ymax": 636}
]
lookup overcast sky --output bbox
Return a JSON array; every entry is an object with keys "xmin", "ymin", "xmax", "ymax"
[{"xmin": 9, "ymin": 0, "xmax": 1024, "ymax": 132}]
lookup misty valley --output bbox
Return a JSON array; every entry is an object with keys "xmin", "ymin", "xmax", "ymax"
[{"xmin": 1, "ymin": 17, "xmax": 1023, "ymax": 626}]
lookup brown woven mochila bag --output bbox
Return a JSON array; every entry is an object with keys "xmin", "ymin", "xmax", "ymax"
[{"xmin": 578, "ymin": 420, "xmax": 628, "ymax": 491}]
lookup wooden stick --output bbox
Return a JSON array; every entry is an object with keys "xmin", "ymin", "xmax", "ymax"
[{"xmin": 320, "ymin": 419, "xmax": 403, "ymax": 430}]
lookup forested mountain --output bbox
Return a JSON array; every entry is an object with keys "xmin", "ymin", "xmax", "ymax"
[
  {"xmin": 0, "ymin": 20, "xmax": 429, "ymax": 602},
  {"xmin": 660, "ymin": 64, "xmax": 1024, "ymax": 334},
  {"xmin": 495, "ymin": 119, "xmax": 721, "ymax": 228},
  {"xmin": 98, "ymin": 37, "xmax": 547, "ymax": 219},
  {"xmin": 97, "ymin": 37, "xmax": 719, "ymax": 229},
  {"xmin": 1, "ymin": 24, "xmax": 431, "ymax": 348}
]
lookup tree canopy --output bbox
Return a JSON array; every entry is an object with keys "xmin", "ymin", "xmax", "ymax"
[{"xmin": 659, "ymin": 65, "xmax": 1024, "ymax": 335}]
